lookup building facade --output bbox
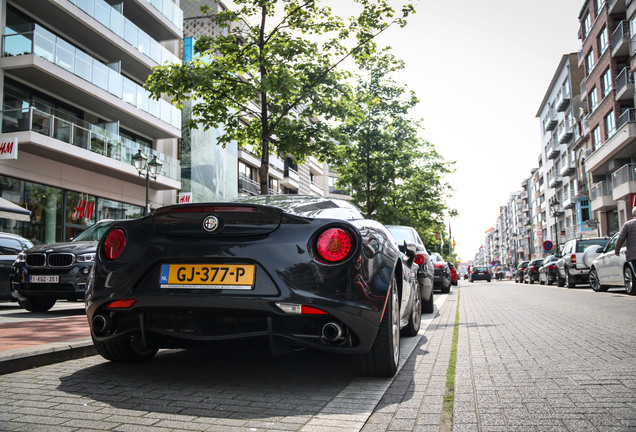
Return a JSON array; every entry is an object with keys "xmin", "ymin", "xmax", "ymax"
[{"xmin": 0, "ymin": 0, "xmax": 183, "ymax": 243}]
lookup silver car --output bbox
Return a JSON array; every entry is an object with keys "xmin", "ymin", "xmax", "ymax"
[{"xmin": 588, "ymin": 233, "xmax": 635, "ymax": 295}]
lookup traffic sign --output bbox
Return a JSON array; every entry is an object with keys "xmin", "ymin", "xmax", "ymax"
[{"xmin": 543, "ymin": 240, "xmax": 553, "ymax": 251}]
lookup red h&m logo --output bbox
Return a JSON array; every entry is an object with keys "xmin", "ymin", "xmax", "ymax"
[
  {"xmin": 75, "ymin": 200, "xmax": 95, "ymax": 220},
  {"xmin": 0, "ymin": 137, "xmax": 18, "ymax": 159}
]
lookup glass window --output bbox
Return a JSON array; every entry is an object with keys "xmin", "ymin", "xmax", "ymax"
[
  {"xmin": 91, "ymin": 61, "xmax": 109, "ymax": 90},
  {"xmin": 109, "ymin": 8, "xmax": 124, "ymax": 38},
  {"xmin": 583, "ymin": 13, "xmax": 591, "ymax": 38},
  {"xmin": 107, "ymin": 68, "xmax": 123, "ymax": 98},
  {"xmin": 585, "ymin": 50, "xmax": 595, "ymax": 74},
  {"xmin": 589, "ymin": 87, "xmax": 598, "ymax": 111},
  {"xmin": 605, "ymin": 110, "xmax": 616, "ymax": 138},
  {"xmin": 598, "ymin": 27, "xmax": 608, "ymax": 54},
  {"xmin": 66, "ymin": 192, "xmax": 96, "ymax": 226},
  {"xmin": 601, "ymin": 68, "xmax": 612, "ymax": 96},
  {"xmin": 124, "ymin": 18, "xmax": 137, "ymax": 48},
  {"xmin": 592, "ymin": 126, "xmax": 602, "ymax": 150}
]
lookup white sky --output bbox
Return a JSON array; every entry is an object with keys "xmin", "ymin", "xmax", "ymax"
[{"xmin": 374, "ymin": 0, "xmax": 584, "ymax": 261}]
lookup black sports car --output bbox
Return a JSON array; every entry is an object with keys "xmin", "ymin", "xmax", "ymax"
[{"xmin": 86, "ymin": 196, "xmax": 422, "ymax": 377}]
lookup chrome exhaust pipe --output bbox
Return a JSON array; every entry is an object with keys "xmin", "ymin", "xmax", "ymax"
[
  {"xmin": 321, "ymin": 322, "xmax": 343, "ymax": 342},
  {"xmin": 92, "ymin": 315, "xmax": 112, "ymax": 335}
]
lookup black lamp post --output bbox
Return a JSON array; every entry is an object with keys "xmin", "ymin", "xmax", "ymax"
[
  {"xmin": 549, "ymin": 197, "xmax": 561, "ymax": 255},
  {"xmin": 132, "ymin": 149, "xmax": 162, "ymax": 216}
]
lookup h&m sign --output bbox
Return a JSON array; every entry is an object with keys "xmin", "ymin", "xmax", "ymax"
[{"xmin": 0, "ymin": 137, "xmax": 18, "ymax": 159}]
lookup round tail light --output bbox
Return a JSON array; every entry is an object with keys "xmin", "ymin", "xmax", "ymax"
[
  {"xmin": 103, "ymin": 229, "xmax": 126, "ymax": 260},
  {"xmin": 316, "ymin": 228, "xmax": 352, "ymax": 262}
]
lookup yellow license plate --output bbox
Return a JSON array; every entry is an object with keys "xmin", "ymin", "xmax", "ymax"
[{"xmin": 160, "ymin": 264, "xmax": 255, "ymax": 289}]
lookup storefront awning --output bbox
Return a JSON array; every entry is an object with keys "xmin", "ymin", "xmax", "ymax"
[{"xmin": 0, "ymin": 197, "xmax": 31, "ymax": 222}]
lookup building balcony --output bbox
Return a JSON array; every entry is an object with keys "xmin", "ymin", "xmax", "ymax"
[
  {"xmin": 310, "ymin": 181, "xmax": 324, "ymax": 196},
  {"xmin": 19, "ymin": 0, "xmax": 181, "ymax": 83},
  {"xmin": 1, "ymin": 110, "xmax": 181, "ymax": 195},
  {"xmin": 556, "ymin": 85, "xmax": 571, "ymax": 112},
  {"xmin": 615, "ymin": 67, "xmax": 634, "ymax": 101},
  {"xmin": 280, "ymin": 167, "xmax": 300, "ymax": 190},
  {"xmin": 558, "ymin": 124, "xmax": 573, "ymax": 144},
  {"xmin": 585, "ymin": 109, "xmax": 636, "ymax": 175},
  {"xmin": 544, "ymin": 110, "xmax": 558, "ymax": 132},
  {"xmin": 608, "ymin": 0, "xmax": 627, "ymax": 14},
  {"xmin": 548, "ymin": 174, "xmax": 563, "ymax": 188},
  {"xmin": 239, "ymin": 173, "xmax": 260, "ymax": 196},
  {"xmin": 2, "ymin": 27, "xmax": 180, "ymax": 139},
  {"xmin": 590, "ymin": 181, "xmax": 615, "ymax": 212},
  {"xmin": 560, "ymin": 158, "xmax": 575, "ymax": 176},
  {"xmin": 547, "ymin": 139, "xmax": 561, "ymax": 160},
  {"xmin": 563, "ymin": 193, "xmax": 575, "ymax": 209},
  {"xmin": 611, "ymin": 163, "xmax": 636, "ymax": 200},
  {"xmin": 612, "ymin": 21, "xmax": 631, "ymax": 58}
]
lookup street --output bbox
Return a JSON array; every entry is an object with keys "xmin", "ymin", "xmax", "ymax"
[{"xmin": 0, "ymin": 281, "xmax": 634, "ymax": 431}]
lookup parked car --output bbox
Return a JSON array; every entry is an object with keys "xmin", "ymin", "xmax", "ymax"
[
  {"xmin": 430, "ymin": 252, "xmax": 451, "ymax": 293},
  {"xmin": 469, "ymin": 266, "xmax": 491, "ymax": 282},
  {"xmin": 386, "ymin": 225, "xmax": 435, "ymax": 313},
  {"xmin": 514, "ymin": 260, "xmax": 529, "ymax": 283},
  {"xmin": 556, "ymin": 237, "xmax": 610, "ymax": 288},
  {"xmin": 538, "ymin": 255, "xmax": 559, "ymax": 285},
  {"xmin": 523, "ymin": 258, "xmax": 544, "ymax": 284},
  {"xmin": 0, "ymin": 232, "xmax": 33, "ymax": 301},
  {"xmin": 448, "ymin": 262, "xmax": 458, "ymax": 286},
  {"xmin": 10, "ymin": 220, "xmax": 119, "ymax": 312},
  {"xmin": 86, "ymin": 196, "xmax": 423, "ymax": 377},
  {"xmin": 588, "ymin": 233, "xmax": 635, "ymax": 295}
]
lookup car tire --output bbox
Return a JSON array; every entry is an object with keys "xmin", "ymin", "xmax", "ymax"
[
  {"xmin": 17, "ymin": 297, "xmax": 56, "ymax": 312},
  {"xmin": 421, "ymin": 289, "xmax": 434, "ymax": 314},
  {"xmin": 92, "ymin": 334, "xmax": 158, "ymax": 363},
  {"xmin": 556, "ymin": 273, "xmax": 565, "ymax": 287},
  {"xmin": 402, "ymin": 284, "xmax": 421, "ymax": 337},
  {"xmin": 624, "ymin": 265, "xmax": 636, "ymax": 296},
  {"xmin": 354, "ymin": 277, "xmax": 400, "ymax": 377},
  {"xmin": 441, "ymin": 283, "xmax": 451, "ymax": 293},
  {"xmin": 528, "ymin": 276, "xmax": 534, "ymax": 285},
  {"xmin": 487, "ymin": 278, "xmax": 491, "ymax": 282},
  {"xmin": 589, "ymin": 268, "xmax": 607, "ymax": 292},
  {"xmin": 565, "ymin": 272, "xmax": 575, "ymax": 288}
]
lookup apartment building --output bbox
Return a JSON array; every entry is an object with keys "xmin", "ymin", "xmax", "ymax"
[
  {"xmin": 581, "ymin": 0, "xmax": 636, "ymax": 236},
  {"xmin": 0, "ymin": 0, "xmax": 183, "ymax": 243},
  {"xmin": 536, "ymin": 53, "xmax": 588, "ymax": 253},
  {"xmin": 180, "ymin": 0, "xmax": 345, "ymax": 201}
]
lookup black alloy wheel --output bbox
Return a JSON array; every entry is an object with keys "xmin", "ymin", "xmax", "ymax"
[
  {"xmin": 355, "ymin": 277, "xmax": 400, "ymax": 377},
  {"xmin": 624, "ymin": 265, "xmax": 636, "ymax": 295}
]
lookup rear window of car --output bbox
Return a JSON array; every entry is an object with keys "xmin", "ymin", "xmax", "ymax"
[
  {"xmin": 575, "ymin": 239, "xmax": 609, "ymax": 252},
  {"xmin": 387, "ymin": 227, "xmax": 415, "ymax": 244},
  {"xmin": 473, "ymin": 266, "xmax": 488, "ymax": 271}
]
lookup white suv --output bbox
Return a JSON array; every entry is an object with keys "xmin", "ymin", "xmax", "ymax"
[{"xmin": 556, "ymin": 237, "xmax": 610, "ymax": 288}]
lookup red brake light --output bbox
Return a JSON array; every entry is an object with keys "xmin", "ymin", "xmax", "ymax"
[
  {"xmin": 316, "ymin": 228, "xmax": 352, "ymax": 262},
  {"xmin": 103, "ymin": 229, "xmax": 126, "ymax": 260},
  {"xmin": 414, "ymin": 254, "xmax": 426, "ymax": 265},
  {"xmin": 549, "ymin": 264, "xmax": 556, "ymax": 270},
  {"xmin": 301, "ymin": 305, "xmax": 328, "ymax": 315},
  {"xmin": 570, "ymin": 254, "xmax": 576, "ymax": 264},
  {"xmin": 105, "ymin": 298, "xmax": 136, "ymax": 309},
  {"xmin": 435, "ymin": 263, "xmax": 445, "ymax": 268}
]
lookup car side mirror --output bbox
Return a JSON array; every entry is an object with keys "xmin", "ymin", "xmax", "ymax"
[
  {"xmin": 403, "ymin": 241, "xmax": 417, "ymax": 259},
  {"xmin": 596, "ymin": 246, "xmax": 604, "ymax": 253}
]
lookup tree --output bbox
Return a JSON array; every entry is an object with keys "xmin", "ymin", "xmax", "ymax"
[
  {"xmin": 145, "ymin": 0, "xmax": 414, "ymax": 194},
  {"xmin": 331, "ymin": 50, "xmax": 455, "ymax": 247}
]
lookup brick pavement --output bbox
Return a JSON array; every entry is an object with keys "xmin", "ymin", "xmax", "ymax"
[{"xmin": 1, "ymin": 282, "xmax": 634, "ymax": 431}]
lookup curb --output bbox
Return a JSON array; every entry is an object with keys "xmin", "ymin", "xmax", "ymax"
[{"xmin": 0, "ymin": 338, "xmax": 95, "ymax": 375}]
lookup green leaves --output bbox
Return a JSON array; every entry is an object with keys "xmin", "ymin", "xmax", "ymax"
[
  {"xmin": 146, "ymin": 0, "xmax": 414, "ymax": 193},
  {"xmin": 330, "ymin": 50, "xmax": 455, "ymax": 249}
]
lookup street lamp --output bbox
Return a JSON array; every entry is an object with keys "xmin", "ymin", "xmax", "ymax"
[
  {"xmin": 132, "ymin": 149, "xmax": 162, "ymax": 216},
  {"xmin": 549, "ymin": 197, "xmax": 560, "ymax": 255}
]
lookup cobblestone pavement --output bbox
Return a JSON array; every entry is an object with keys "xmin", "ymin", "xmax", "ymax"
[{"xmin": 1, "ymin": 282, "xmax": 635, "ymax": 431}]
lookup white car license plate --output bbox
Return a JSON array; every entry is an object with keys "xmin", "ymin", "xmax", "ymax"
[{"xmin": 30, "ymin": 275, "xmax": 59, "ymax": 283}]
